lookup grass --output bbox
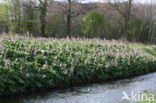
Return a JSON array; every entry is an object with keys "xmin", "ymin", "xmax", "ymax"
[
  {"xmin": 136, "ymin": 91, "xmax": 156, "ymax": 103},
  {"xmin": 128, "ymin": 43, "xmax": 156, "ymax": 57},
  {"xmin": 138, "ymin": 101, "xmax": 156, "ymax": 103}
]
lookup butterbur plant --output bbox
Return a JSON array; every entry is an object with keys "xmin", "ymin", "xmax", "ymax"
[{"xmin": 0, "ymin": 40, "xmax": 156, "ymax": 96}]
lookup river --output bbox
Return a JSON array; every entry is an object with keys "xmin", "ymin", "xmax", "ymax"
[{"xmin": 1, "ymin": 72, "xmax": 156, "ymax": 103}]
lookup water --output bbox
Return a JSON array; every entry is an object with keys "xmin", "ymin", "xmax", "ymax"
[{"xmin": 1, "ymin": 72, "xmax": 156, "ymax": 103}]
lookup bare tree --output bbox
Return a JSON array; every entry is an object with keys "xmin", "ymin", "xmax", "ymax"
[
  {"xmin": 142, "ymin": 0, "xmax": 156, "ymax": 44},
  {"xmin": 9, "ymin": 0, "xmax": 22, "ymax": 33},
  {"xmin": 22, "ymin": 0, "xmax": 35, "ymax": 33},
  {"xmin": 23, "ymin": 0, "xmax": 48, "ymax": 36},
  {"xmin": 38, "ymin": 0, "xmax": 48, "ymax": 36},
  {"xmin": 58, "ymin": 0, "xmax": 86, "ymax": 38},
  {"xmin": 109, "ymin": 0, "xmax": 134, "ymax": 39},
  {"xmin": 134, "ymin": 0, "xmax": 156, "ymax": 43},
  {"xmin": 67, "ymin": 0, "xmax": 72, "ymax": 38}
]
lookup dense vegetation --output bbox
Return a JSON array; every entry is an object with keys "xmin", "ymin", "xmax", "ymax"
[
  {"xmin": 0, "ymin": 39, "xmax": 156, "ymax": 96},
  {"xmin": 0, "ymin": 0, "xmax": 156, "ymax": 44}
]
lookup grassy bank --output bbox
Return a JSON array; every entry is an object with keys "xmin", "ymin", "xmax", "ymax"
[
  {"xmin": 0, "ymin": 39, "xmax": 156, "ymax": 96},
  {"xmin": 136, "ymin": 91, "xmax": 156, "ymax": 103}
]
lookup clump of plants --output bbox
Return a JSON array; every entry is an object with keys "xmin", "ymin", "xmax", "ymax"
[{"xmin": 0, "ymin": 40, "xmax": 156, "ymax": 96}]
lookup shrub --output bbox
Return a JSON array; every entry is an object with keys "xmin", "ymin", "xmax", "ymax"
[{"xmin": 82, "ymin": 11, "xmax": 105, "ymax": 37}]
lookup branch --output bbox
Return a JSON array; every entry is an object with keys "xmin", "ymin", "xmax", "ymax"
[
  {"xmin": 109, "ymin": 1, "xmax": 127, "ymax": 18},
  {"xmin": 39, "ymin": 0, "xmax": 43, "ymax": 4},
  {"xmin": 22, "ymin": 0, "xmax": 39, "ymax": 9},
  {"xmin": 71, "ymin": 11, "xmax": 86, "ymax": 17}
]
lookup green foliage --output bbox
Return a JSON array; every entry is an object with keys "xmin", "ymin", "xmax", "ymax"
[
  {"xmin": 0, "ymin": 2, "xmax": 9, "ymax": 22},
  {"xmin": 22, "ymin": 6, "xmax": 36, "ymax": 33},
  {"xmin": 46, "ymin": 14, "xmax": 67, "ymax": 37},
  {"xmin": 136, "ymin": 91, "xmax": 156, "ymax": 103},
  {"xmin": 128, "ymin": 18, "xmax": 142, "ymax": 41},
  {"xmin": 128, "ymin": 43, "xmax": 156, "ymax": 57},
  {"xmin": 128, "ymin": 18, "xmax": 152, "ymax": 43},
  {"xmin": 0, "ymin": 2, "xmax": 9, "ymax": 33},
  {"xmin": 7, "ymin": 0, "xmax": 22, "ymax": 33},
  {"xmin": 0, "ymin": 40, "xmax": 156, "ymax": 96},
  {"xmin": 82, "ymin": 11, "xmax": 105, "ymax": 37}
]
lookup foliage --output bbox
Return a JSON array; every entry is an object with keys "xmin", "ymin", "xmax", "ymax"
[
  {"xmin": 0, "ymin": 40, "xmax": 156, "ymax": 96},
  {"xmin": 82, "ymin": 11, "xmax": 105, "ymax": 37},
  {"xmin": 128, "ymin": 43, "xmax": 156, "ymax": 57},
  {"xmin": 128, "ymin": 18, "xmax": 142, "ymax": 41},
  {"xmin": 136, "ymin": 91, "xmax": 156, "ymax": 103},
  {"xmin": 128, "ymin": 18, "xmax": 152, "ymax": 43},
  {"xmin": 0, "ymin": 2, "xmax": 9, "ymax": 22},
  {"xmin": 0, "ymin": 1, "xmax": 155, "ymax": 44},
  {"xmin": 0, "ymin": 2, "xmax": 9, "ymax": 33}
]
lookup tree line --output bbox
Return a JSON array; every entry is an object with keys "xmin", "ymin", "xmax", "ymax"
[{"xmin": 0, "ymin": 0, "xmax": 156, "ymax": 44}]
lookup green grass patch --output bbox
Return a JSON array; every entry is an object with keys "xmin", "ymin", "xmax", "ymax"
[
  {"xmin": 136, "ymin": 91, "xmax": 156, "ymax": 103},
  {"xmin": 128, "ymin": 43, "xmax": 156, "ymax": 57}
]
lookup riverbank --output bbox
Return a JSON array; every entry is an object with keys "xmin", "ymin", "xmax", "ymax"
[
  {"xmin": 0, "ymin": 38, "xmax": 156, "ymax": 96},
  {"xmin": 1, "ymin": 70, "xmax": 156, "ymax": 103}
]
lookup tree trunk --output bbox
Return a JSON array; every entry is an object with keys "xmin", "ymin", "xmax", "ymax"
[
  {"xmin": 67, "ymin": 0, "xmax": 71, "ymax": 38},
  {"xmin": 39, "ymin": 0, "xmax": 48, "ymax": 36},
  {"xmin": 17, "ymin": 11, "xmax": 21, "ymax": 33},
  {"xmin": 124, "ymin": 17, "xmax": 128, "ymax": 40},
  {"xmin": 125, "ymin": 0, "xmax": 132, "ymax": 40},
  {"xmin": 40, "ymin": 10, "xmax": 46, "ymax": 36}
]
